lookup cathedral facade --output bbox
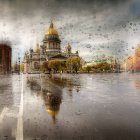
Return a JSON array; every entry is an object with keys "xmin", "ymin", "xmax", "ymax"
[{"xmin": 24, "ymin": 22, "xmax": 79, "ymax": 73}]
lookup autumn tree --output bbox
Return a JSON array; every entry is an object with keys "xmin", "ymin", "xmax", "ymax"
[
  {"xmin": 20, "ymin": 63, "xmax": 24, "ymax": 72},
  {"xmin": 84, "ymin": 66, "xmax": 92, "ymax": 73},
  {"xmin": 41, "ymin": 61, "xmax": 49, "ymax": 72},
  {"xmin": 66, "ymin": 56, "xmax": 81, "ymax": 73},
  {"xmin": 48, "ymin": 59, "xmax": 66, "ymax": 73},
  {"xmin": 95, "ymin": 62, "xmax": 111, "ymax": 71}
]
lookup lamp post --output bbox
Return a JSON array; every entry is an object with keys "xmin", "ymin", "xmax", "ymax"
[
  {"xmin": 18, "ymin": 54, "xmax": 20, "ymax": 74},
  {"xmin": 15, "ymin": 61, "xmax": 18, "ymax": 72},
  {"xmin": 13, "ymin": 47, "xmax": 20, "ymax": 74},
  {"xmin": 124, "ymin": 62, "xmax": 126, "ymax": 72},
  {"xmin": 39, "ymin": 44, "xmax": 42, "ymax": 76}
]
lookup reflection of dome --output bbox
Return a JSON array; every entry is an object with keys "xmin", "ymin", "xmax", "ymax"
[
  {"xmin": 46, "ymin": 21, "xmax": 58, "ymax": 35},
  {"xmin": 43, "ymin": 92, "xmax": 62, "ymax": 123},
  {"xmin": 46, "ymin": 105, "xmax": 60, "ymax": 123},
  {"xmin": 46, "ymin": 106, "xmax": 59, "ymax": 116}
]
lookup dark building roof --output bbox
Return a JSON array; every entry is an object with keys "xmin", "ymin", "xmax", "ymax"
[
  {"xmin": 0, "ymin": 40, "xmax": 12, "ymax": 49},
  {"xmin": 49, "ymin": 54, "xmax": 67, "ymax": 59}
]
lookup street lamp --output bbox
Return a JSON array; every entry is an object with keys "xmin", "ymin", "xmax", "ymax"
[
  {"xmin": 13, "ymin": 47, "xmax": 20, "ymax": 74},
  {"xmin": 18, "ymin": 54, "xmax": 20, "ymax": 74},
  {"xmin": 15, "ymin": 61, "xmax": 18, "ymax": 72}
]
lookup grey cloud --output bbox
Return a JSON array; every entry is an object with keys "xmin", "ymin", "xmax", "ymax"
[{"xmin": 0, "ymin": 0, "xmax": 139, "ymax": 62}]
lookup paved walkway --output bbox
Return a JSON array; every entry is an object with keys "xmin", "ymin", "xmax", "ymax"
[
  {"xmin": 1, "ymin": 74, "xmax": 140, "ymax": 140},
  {"xmin": 0, "ymin": 74, "xmax": 22, "ymax": 140}
]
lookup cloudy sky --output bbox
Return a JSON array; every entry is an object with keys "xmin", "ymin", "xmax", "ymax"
[{"xmin": 0, "ymin": 0, "xmax": 140, "ymax": 63}]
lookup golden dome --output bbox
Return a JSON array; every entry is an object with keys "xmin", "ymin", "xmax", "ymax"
[{"xmin": 46, "ymin": 21, "xmax": 58, "ymax": 35}]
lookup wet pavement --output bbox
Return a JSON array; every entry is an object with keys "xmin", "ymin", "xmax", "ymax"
[
  {"xmin": 0, "ymin": 73, "xmax": 140, "ymax": 140},
  {"xmin": 0, "ymin": 74, "xmax": 21, "ymax": 140}
]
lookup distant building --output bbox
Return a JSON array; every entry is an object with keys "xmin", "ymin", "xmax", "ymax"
[
  {"xmin": 83, "ymin": 56, "xmax": 119, "ymax": 68},
  {"xmin": 0, "ymin": 43, "xmax": 12, "ymax": 74},
  {"xmin": 24, "ymin": 21, "xmax": 79, "ymax": 73},
  {"xmin": 126, "ymin": 45, "xmax": 140, "ymax": 72}
]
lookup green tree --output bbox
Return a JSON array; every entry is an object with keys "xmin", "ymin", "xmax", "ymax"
[
  {"xmin": 82, "ymin": 66, "xmax": 92, "ymax": 73},
  {"xmin": 41, "ymin": 61, "xmax": 49, "ymax": 72},
  {"xmin": 95, "ymin": 62, "xmax": 111, "ymax": 72},
  {"xmin": 85, "ymin": 66, "xmax": 92, "ymax": 73},
  {"xmin": 48, "ymin": 59, "xmax": 66, "ymax": 73},
  {"xmin": 66, "ymin": 56, "xmax": 81, "ymax": 73}
]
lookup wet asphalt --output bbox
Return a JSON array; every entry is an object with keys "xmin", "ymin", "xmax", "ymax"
[{"xmin": 0, "ymin": 73, "xmax": 140, "ymax": 140}]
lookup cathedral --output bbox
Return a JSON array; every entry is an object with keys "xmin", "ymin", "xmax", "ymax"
[{"xmin": 24, "ymin": 21, "xmax": 79, "ymax": 73}]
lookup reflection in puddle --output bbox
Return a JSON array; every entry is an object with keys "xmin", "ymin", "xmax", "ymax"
[
  {"xmin": 27, "ymin": 75, "xmax": 81, "ymax": 123},
  {"xmin": 43, "ymin": 92, "xmax": 61, "ymax": 123},
  {"xmin": 24, "ymin": 74, "xmax": 140, "ymax": 139},
  {"xmin": 134, "ymin": 79, "xmax": 140, "ymax": 89}
]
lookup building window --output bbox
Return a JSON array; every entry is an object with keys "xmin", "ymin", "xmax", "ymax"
[
  {"xmin": 46, "ymin": 43, "xmax": 49, "ymax": 49},
  {"xmin": 34, "ymin": 62, "xmax": 39, "ymax": 70},
  {"xmin": 50, "ymin": 42, "xmax": 53, "ymax": 49},
  {"xmin": 57, "ymin": 43, "xmax": 60, "ymax": 49}
]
